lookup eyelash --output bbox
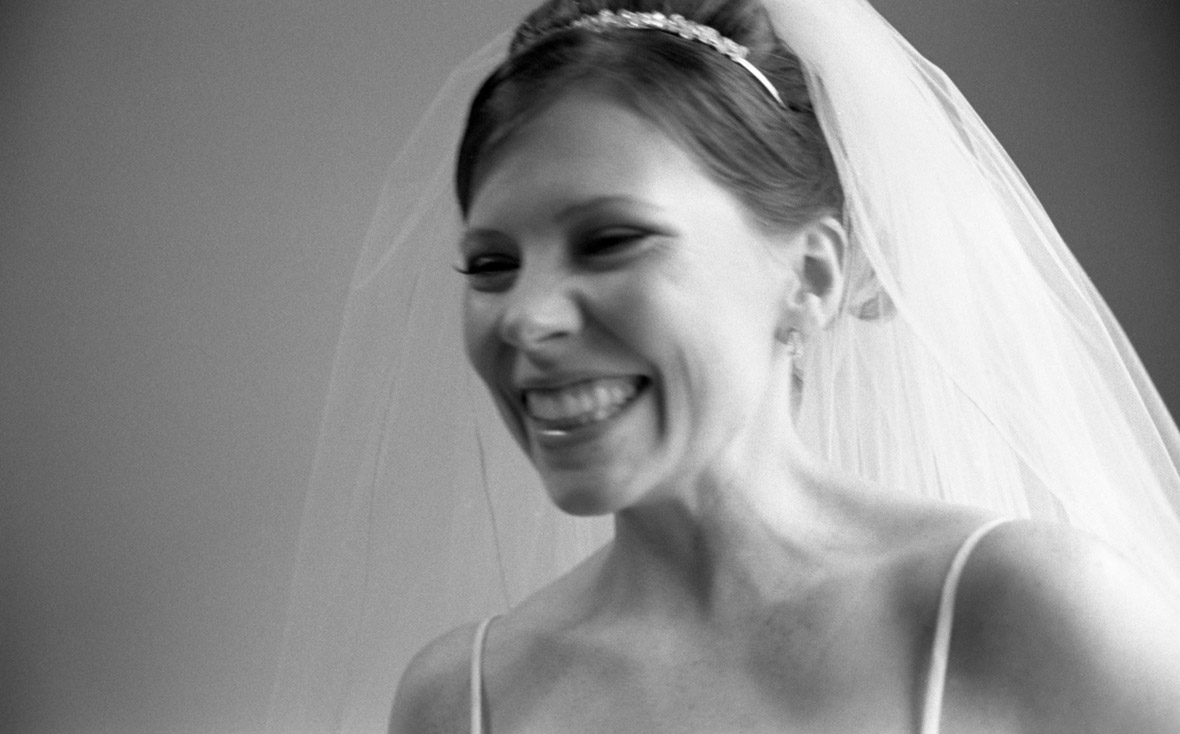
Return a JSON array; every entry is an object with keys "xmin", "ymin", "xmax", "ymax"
[
  {"xmin": 455, "ymin": 230, "xmax": 651, "ymax": 278},
  {"xmin": 581, "ymin": 230, "xmax": 646, "ymax": 256},
  {"xmin": 453, "ymin": 254, "xmax": 516, "ymax": 276}
]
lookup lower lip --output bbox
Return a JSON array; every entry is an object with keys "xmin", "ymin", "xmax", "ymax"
[{"xmin": 527, "ymin": 383, "xmax": 647, "ymax": 449}]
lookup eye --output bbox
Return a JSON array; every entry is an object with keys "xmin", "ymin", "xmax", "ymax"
[
  {"xmin": 579, "ymin": 229, "xmax": 648, "ymax": 258},
  {"xmin": 456, "ymin": 253, "xmax": 516, "ymax": 275},
  {"xmin": 454, "ymin": 253, "xmax": 518, "ymax": 292}
]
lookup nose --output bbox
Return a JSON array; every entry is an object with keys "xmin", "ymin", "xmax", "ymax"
[{"xmin": 497, "ymin": 269, "xmax": 581, "ymax": 352}]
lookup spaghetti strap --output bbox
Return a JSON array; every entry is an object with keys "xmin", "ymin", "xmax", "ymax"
[
  {"xmin": 919, "ymin": 518, "xmax": 1011, "ymax": 734},
  {"xmin": 469, "ymin": 521, "xmax": 1008, "ymax": 734},
  {"xmin": 470, "ymin": 616, "xmax": 497, "ymax": 734}
]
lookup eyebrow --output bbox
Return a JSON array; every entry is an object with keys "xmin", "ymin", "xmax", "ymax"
[
  {"xmin": 458, "ymin": 229, "xmax": 506, "ymax": 251},
  {"xmin": 551, "ymin": 195, "xmax": 657, "ymax": 225},
  {"xmin": 462, "ymin": 195, "xmax": 661, "ymax": 245}
]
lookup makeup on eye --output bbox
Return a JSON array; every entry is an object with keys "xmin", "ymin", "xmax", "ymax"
[
  {"xmin": 454, "ymin": 252, "xmax": 518, "ymax": 276},
  {"xmin": 576, "ymin": 227, "xmax": 654, "ymax": 258},
  {"xmin": 456, "ymin": 222, "xmax": 661, "ymax": 277}
]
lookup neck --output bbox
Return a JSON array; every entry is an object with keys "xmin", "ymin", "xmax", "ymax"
[{"xmin": 598, "ymin": 401, "xmax": 870, "ymax": 626}]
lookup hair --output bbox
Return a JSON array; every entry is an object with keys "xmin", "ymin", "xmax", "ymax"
[{"xmin": 454, "ymin": 0, "xmax": 843, "ymax": 234}]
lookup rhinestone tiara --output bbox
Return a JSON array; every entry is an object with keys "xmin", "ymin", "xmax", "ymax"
[{"xmin": 518, "ymin": 9, "xmax": 784, "ymax": 106}]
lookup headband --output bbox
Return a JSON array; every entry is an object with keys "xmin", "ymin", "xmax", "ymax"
[{"xmin": 519, "ymin": 10, "xmax": 785, "ymax": 106}]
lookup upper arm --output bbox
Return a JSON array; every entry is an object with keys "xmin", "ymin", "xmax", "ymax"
[
  {"xmin": 951, "ymin": 521, "xmax": 1180, "ymax": 733},
  {"xmin": 389, "ymin": 623, "xmax": 475, "ymax": 734}
]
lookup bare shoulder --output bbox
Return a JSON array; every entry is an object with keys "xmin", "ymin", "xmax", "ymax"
[
  {"xmin": 388, "ymin": 622, "xmax": 479, "ymax": 734},
  {"xmin": 949, "ymin": 520, "xmax": 1180, "ymax": 732},
  {"xmin": 955, "ymin": 520, "xmax": 1180, "ymax": 644}
]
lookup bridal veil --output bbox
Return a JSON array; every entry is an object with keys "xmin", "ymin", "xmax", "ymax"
[{"xmin": 267, "ymin": 1, "xmax": 1180, "ymax": 731}]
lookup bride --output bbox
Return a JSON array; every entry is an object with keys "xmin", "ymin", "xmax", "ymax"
[{"xmin": 271, "ymin": 1, "xmax": 1180, "ymax": 732}]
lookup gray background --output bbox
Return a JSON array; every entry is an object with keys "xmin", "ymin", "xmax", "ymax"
[{"xmin": 2, "ymin": 1, "xmax": 1177, "ymax": 732}]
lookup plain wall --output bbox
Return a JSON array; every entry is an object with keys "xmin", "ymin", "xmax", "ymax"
[{"xmin": 1, "ymin": 1, "xmax": 1177, "ymax": 732}]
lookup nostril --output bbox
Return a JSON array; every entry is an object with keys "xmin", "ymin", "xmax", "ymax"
[
  {"xmin": 499, "ymin": 294, "xmax": 581, "ymax": 349},
  {"xmin": 502, "ymin": 318, "xmax": 573, "ymax": 351}
]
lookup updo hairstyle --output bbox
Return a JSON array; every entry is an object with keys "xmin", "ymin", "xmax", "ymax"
[{"xmin": 454, "ymin": 0, "xmax": 843, "ymax": 235}]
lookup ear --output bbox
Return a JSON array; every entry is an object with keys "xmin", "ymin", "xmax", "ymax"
[{"xmin": 776, "ymin": 214, "xmax": 847, "ymax": 341}]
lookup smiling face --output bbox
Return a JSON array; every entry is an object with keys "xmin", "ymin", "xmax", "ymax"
[{"xmin": 461, "ymin": 92, "xmax": 800, "ymax": 516}]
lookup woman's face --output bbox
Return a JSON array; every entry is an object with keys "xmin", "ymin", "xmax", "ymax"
[{"xmin": 462, "ymin": 92, "xmax": 797, "ymax": 515}]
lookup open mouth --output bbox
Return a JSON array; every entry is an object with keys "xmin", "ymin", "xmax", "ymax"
[{"xmin": 522, "ymin": 376, "xmax": 648, "ymax": 432}]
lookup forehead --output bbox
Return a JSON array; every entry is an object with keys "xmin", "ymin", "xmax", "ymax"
[{"xmin": 466, "ymin": 92, "xmax": 722, "ymax": 228}]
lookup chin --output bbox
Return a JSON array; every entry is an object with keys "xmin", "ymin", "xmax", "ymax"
[{"xmin": 542, "ymin": 474, "xmax": 633, "ymax": 517}]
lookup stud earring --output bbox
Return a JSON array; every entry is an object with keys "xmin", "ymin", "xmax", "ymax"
[{"xmin": 784, "ymin": 328, "xmax": 803, "ymax": 360}]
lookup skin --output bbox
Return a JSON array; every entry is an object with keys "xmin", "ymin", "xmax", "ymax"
[{"xmin": 390, "ymin": 93, "xmax": 1180, "ymax": 734}]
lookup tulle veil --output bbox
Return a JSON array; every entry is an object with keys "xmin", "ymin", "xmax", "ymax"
[{"xmin": 267, "ymin": 2, "xmax": 1180, "ymax": 732}]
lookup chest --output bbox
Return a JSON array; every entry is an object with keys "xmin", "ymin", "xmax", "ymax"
[{"xmin": 485, "ymin": 602, "xmax": 931, "ymax": 734}]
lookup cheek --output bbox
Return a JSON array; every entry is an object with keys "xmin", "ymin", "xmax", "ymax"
[
  {"xmin": 641, "ymin": 292, "xmax": 778, "ymax": 431},
  {"xmin": 463, "ymin": 296, "xmax": 532, "ymax": 448},
  {"xmin": 462, "ymin": 295, "xmax": 497, "ymax": 375}
]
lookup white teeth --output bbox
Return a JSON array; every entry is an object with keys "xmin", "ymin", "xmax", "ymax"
[{"xmin": 524, "ymin": 377, "xmax": 642, "ymax": 429}]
